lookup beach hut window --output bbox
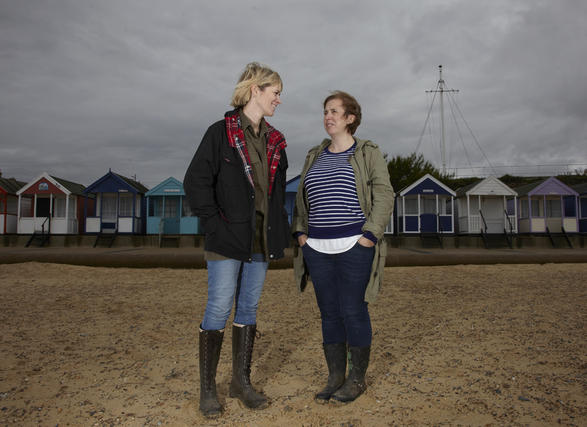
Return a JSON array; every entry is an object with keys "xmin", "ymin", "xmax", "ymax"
[
  {"xmin": 182, "ymin": 198, "xmax": 194, "ymax": 216},
  {"xmin": 54, "ymin": 198, "xmax": 66, "ymax": 217},
  {"xmin": 506, "ymin": 198, "xmax": 515, "ymax": 215},
  {"xmin": 470, "ymin": 197, "xmax": 480, "ymax": 212},
  {"xmin": 8, "ymin": 198, "xmax": 18, "ymax": 214},
  {"xmin": 404, "ymin": 197, "xmax": 418, "ymax": 214},
  {"xmin": 164, "ymin": 198, "xmax": 179, "ymax": 218},
  {"xmin": 2, "ymin": 198, "xmax": 15, "ymax": 214},
  {"xmin": 422, "ymin": 196, "xmax": 436, "ymax": 214},
  {"xmin": 531, "ymin": 199, "xmax": 542, "ymax": 217},
  {"xmin": 119, "ymin": 193, "xmax": 133, "ymax": 216},
  {"xmin": 521, "ymin": 202, "xmax": 528, "ymax": 218},
  {"xmin": 444, "ymin": 199, "xmax": 452, "ymax": 215},
  {"xmin": 563, "ymin": 196, "xmax": 576, "ymax": 217},
  {"xmin": 580, "ymin": 197, "xmax": 587, "ymax": 217},
  {"xmin": 545, "ymin": 199, "xmax": 561, "ymax": 218},
  {"xmin": 68, "ymin": 199, "xmax": 76, "ymax": 217},
  {"xmin": 149, "ymin": 198, "xmax": 162, "ymax": 217},
  {"xmin": 102, "ymin": 195, "xmax": 117, "ymax": 220},
  {"xmin": 20, "ymin": 197, "xmax": 33, "ymax": 217}
]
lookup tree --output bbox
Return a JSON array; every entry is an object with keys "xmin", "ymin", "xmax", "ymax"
[{"xmin": 387, "ymin": 153, "xmax": 453, "ymax": 192}]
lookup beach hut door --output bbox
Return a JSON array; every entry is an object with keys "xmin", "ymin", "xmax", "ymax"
[
  {"xmin": 163, "ymin": 218, "xmax": 180, "ymax": 234},
  {"xmin": 482, "ymin": 198, "xmax": 503, "ymax": 233},
  {"xmin": 420, "ymin": 196, "xmax": 437, "ymax": 232},
  {"xmin": 162, "ymin": 198, "xmax": 180, "ymax": 234},
  {"xmin": 101, "ymin": 194, "xmax": 117, "ymax": 232},
  {"xmin": 420, "ymin": 214, "xmax": 437, "ymax": 232},
  {"xmin": 36, "ymin": 198, "xmax": 50, "ymax": 218}
]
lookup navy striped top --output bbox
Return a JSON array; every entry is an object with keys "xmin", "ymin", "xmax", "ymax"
[{"xmin": 305, "ymin": 143, "xmax": 365, "ymax": 239}]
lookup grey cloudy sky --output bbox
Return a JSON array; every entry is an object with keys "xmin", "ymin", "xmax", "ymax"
[{"xmin": 1, "ymin": 0, "xmax": 586, "ymax": 188}]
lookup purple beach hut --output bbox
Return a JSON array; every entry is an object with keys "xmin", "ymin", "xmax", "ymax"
[
  {"xmin": 515, "ymin": 176, "xmax": 578, "ymax": 234},
  {"xmin": 571, "ymin": 182, "xmax": 587, "ymax": 233}
]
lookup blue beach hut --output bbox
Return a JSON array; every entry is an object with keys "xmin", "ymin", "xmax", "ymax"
[
  {"xmin": 145, "ymin": 177, "xmax": 199, "ymax": 235},
  {"xmin": 84, "ymin": 170, "xmax": 148, "ymax": 234},
  {"xmin": 285, "ymin": 175, "xmax": 301, "ymax": 225},
  {"xmin": 396, "ymin": 174, "xmax": 455, "ymax": 234}
]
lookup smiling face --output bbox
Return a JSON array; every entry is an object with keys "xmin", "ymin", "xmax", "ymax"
[
  {"xmin": 323, "ymin": 98, "xmax": 355, "ymax": 137},
  {"xmin": 252, "ymin": 84, "xmax": 282, "ymax": 117}
]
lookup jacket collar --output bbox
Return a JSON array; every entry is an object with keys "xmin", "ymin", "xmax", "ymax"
[
  {"xmin": 224, "ymin": 109, "xmax": 286, "ymax": 196},
  {"xmin": 310, "ymin": 137, "xmax": 371, "ymax": 156}
]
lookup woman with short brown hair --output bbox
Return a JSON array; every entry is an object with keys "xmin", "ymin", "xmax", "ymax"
[{"xmin": 292, "ymin": 90, "xmax": 394, "ymax": 403}]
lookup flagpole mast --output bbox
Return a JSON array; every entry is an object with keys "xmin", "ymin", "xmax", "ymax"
[{"xmin": 426, "ymin": 65, "xmax": 459, "ymax": 175}]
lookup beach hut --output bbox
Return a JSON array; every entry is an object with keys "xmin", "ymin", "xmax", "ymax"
[
  {"xmin": 16, "ymin": 172, "xmax": 90, "ymax": 237},
  {"xmin": 515, "ymin": 176, "xmax": 578, "ymax": 233},
  {"xmin": 285, "ymin": 175, "xmax": 300, "ymax": 225},
  {"xmin": 0, "ymin": 175, "xmax": 26, "ymax": 234},
  {"xmin": 83, "ymin": 170, "xmax": 148, "ymax": 234},
  {"xmin": 384, "ymin": 207, "xmax": 394, "ymax": 235},
  {"xmin": 145, "ymin": 177, "xmax": 199, "ymax": 235},
  {"xmin": 396, "ymin": 174, "xmax": 455, "ymax": 234},
  {"xmin": 456, "ymin": 176, "xmax": 518, "ymax": 235},
  {"xmin": 571, "ymin": 182, "xmax": 587, "ymax": 233}
]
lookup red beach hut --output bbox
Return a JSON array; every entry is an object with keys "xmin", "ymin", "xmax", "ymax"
[
  {"xmin": 0, "ymin": 174, "xmax": 26, "ymax": 234},
  {"xmin": 16, "ymin": 172, "xmax": 93, "ymax": 238}
]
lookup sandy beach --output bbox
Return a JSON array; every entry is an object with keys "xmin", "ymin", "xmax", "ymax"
[{"xmin": 0, "ymin": 262, "xmax": 585, "ymax": 426}]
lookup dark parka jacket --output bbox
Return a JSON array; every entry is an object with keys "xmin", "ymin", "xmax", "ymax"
[{"xmin": 183, "ymin": 113, "xmax": 290, "ymax": 262}]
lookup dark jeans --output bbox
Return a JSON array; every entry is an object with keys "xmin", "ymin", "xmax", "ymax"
[{"xmin": 302, "ymin": 242, "xmax": 374, "ymax": 347}]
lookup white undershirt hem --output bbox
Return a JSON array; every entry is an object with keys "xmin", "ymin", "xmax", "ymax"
[{"xmin": 305, "ymin": 234, "xmax": 362, "ymax": 254}]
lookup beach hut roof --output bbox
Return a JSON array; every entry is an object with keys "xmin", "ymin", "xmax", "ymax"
[
  {"xmin": 115, "ymin": 173, "xmax": 149, "ymax": 193},
  {"xmin": 16, "ymin": 172, "xmax": 86, "ymax": 196},
  {"xmin": 0, "ymin": 176, "xmax": 26, "ymax": 194},
  {"xmin": 512, "ymin": 179, "xmax": 546, "ymax": 196},
  {"xmin": 145, "ymin": 177, "xmax": 185, "ymax": 196},
  {"xmin": 399, "ymin": 173, "xmax": 455, "ymax": 196},
  {"xmin": 455, "ymin": 180, "xmax": 481, "ymax": 196},
  {"xmin": 571, "ymin": 182, "xmax": 587, "ymax": 195},
  {"xmin": 456, "ymin": 176, "xmax": 517, "ymax": 197},
  {"xmin": 286, "ymin": 175, "xmax": 301, "ymax": 193},
  {"xmin": 84, "ymin": 170, "xmax": 149, "ymax": 194},
  {"xmin": 514, "ymin": 176, "xmax": 578, "ymax": 197},
  {"xmin": 53, "ymin": 176, "xmax": 87, "ymax": 195}
]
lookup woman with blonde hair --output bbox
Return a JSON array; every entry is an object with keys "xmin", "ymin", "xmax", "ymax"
[{"xmin": 184, "ymin": 62, "xmax": 289, "ymax": 417}]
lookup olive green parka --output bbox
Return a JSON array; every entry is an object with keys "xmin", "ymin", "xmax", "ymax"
[{"xmin": 291, "ymin": 138, "xmax": 395, "ymax": 303}]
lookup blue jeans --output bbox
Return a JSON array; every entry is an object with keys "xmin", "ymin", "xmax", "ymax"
[
  {"xmin": 302, "ymin": 242, "xmax": 374, "ymax": 347},
  {"xmin": 201, "ymin": 254, "xmax": 268, "ymax": 330}
]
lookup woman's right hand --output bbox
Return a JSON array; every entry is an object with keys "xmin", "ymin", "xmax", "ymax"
[{"xmin": 297, "ymin": 234, "xmax": 308, "ymax": 247}]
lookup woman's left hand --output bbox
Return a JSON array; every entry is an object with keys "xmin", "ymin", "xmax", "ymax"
[{"xmin": 357, "ymin": 236, "xmax": 375, "ymax": 247}]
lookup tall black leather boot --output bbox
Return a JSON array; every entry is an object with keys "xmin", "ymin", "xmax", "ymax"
[
  {"xmin": 199, "ymin": 327, "xmax": 224, "ymax": 418},
  {"xmin": 229, "ymin": 324, "xmax": 268, "ymax": 409},
  {"xmin": 315, "ymin": 342, "xmax": 347, "ymax": 403},
  {"xmin": 331, "ymin": 346, "xmax": 370, "ymax": 403}
]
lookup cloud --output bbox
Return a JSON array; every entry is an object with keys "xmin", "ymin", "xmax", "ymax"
[{"xmin": 1, "ymin": 0, "xmax": 585, "ymax": 188}]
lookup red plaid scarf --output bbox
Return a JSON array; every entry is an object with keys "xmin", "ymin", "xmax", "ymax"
[{"xmin": 225, "ymin": 110, "xmax": 287, "ymax": 196}]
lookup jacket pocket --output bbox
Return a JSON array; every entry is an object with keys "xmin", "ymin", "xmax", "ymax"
[
  {"xmin": 217, "ymin": 155, "xmax": 252, "ymax": 223},
  {"xmin": 201, "ymin": 214, "xmax": 220, "ymax": 234}
]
